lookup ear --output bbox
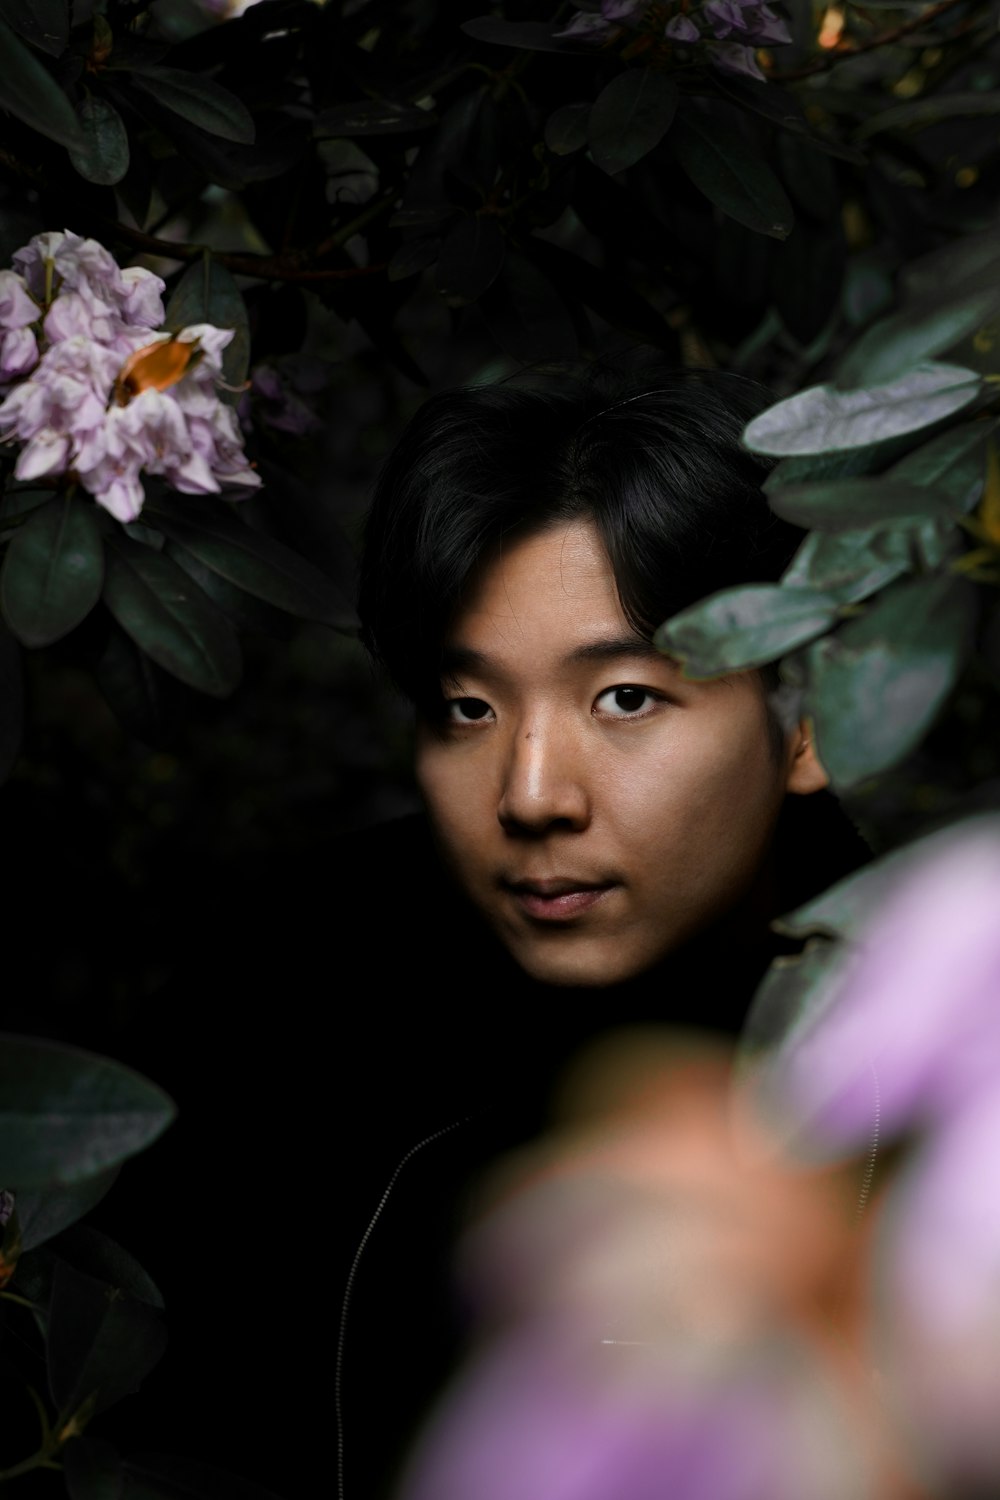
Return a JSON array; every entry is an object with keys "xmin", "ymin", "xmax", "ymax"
[{"xmin": 785, "ymin": 720, "xmax": 829, "ymax": 795}]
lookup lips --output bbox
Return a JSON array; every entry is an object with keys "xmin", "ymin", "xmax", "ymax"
[{"xmin": 504, "ymin": 877, "xmax": 617, "ymax": 922}]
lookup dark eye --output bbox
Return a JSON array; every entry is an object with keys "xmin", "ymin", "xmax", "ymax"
[
  {"xmin": 448, "ymin": 697, "xmax": 494, "ymax": 724},
  {"xmin": 594, "ymin": 686, "xmax": 658, "ymax": 719}
]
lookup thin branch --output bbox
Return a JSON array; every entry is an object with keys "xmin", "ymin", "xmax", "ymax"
[
  {"xmin": 100, "ymin": 221, "xmax": 386, "ymax": 283},
  {"xmin": 772, "ymin": 0, "xmax": 970, "ymax": 81}
]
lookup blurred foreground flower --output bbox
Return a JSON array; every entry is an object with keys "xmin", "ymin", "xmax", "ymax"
[
  {"xmin": 0, "ymin": 229, "xmax": 259, "ymax": 522},
  {"xmin": 555, "ymin": 0, "xmax": 791, "ymax": 81}
]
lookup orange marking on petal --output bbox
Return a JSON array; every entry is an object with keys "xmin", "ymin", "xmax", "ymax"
[{"xmin": 114, "ymin": 337, "xmax": 203, "ymax": 406}]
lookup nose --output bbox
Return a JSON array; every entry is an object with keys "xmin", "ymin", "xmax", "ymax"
[{"xmin": 497, "ymin": 713, "xmax": 591, "ymax": 835}]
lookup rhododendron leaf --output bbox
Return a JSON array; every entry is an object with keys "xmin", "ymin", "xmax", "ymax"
[
  {"xmin": 479, "ymin": 253, "xmax": 577, "ymax": 363},
  {"xmin": 460, "ymin": 18, "xmax": 604, "ymax": 52},
  {"xmin": 781, "ymin": 527, "xmax": 912, "ymax": 604},
  {"xmin": 164, "ymin": 257, "xmax": 249, "ymax": 395},
  {"xmin": 47, "ymin": 1259, "xmax": 167, "ymax": 1417},
  {"xmin": 15, "ymin": 1168, "xmax": 121, "ymax": 1253},
  {"xmin": 544, "ymin": 103, "xmax": 590, "ymax": 156},
  {"xmin": 1, "ymin": 495, "xmax": 104, "ymax": 648},
  {"xmin": 146, "ymin": 499, "xmax": 355, "ymax": 627},
  {"xmin": 834, "ymin": 286, "xmax": 1000, "ymax": 389},
  {"xmin": 0, "ymin": 16, "xmax": 81, "ymax": 147},
  {"xmin": 887, "ymin": 420, "xmax": 991, "ymax": 510},
  {"xmin": 805, "ymin": 574, "xmax": 976, "ymax": 789},
  {"xmin": 69, "ymin": 96, "xmax": 130, "ymax": 186},
  {"xmin": 767, "ymin": 478, "xmax": 953, "ymax": 530},
  {"xmin": 744, "ymin": 364, "xmax": 983, "ymax": 454},
  {"xmin": 388, "ymin": 235, "xmax": 441, "ymax": 282},
  {"xmin": 129, "ymin": 67, "xmax": 254, "ymax": 145},
  {"xmin": 0, "ymin": 0, "xmax": 68, "ymax": 57},
  {"xmin": 435, "ymin": 216, "xmax": 505, "ymax": 305},
  {"xmin": 0, "ymin": 618, "xmax": 22, "ymax": 786},
  {"xmin": 121, "ymin": 1453, "xmax": 285, "ymax": 1499},
  {"xmin": 103, "ymin": 539, "xmax": 242, "ymax": 698},
  {"xmin": 0, "ymin": 1033, "xmax": 175, "ymax": 1188},
  {"xmin": 95, "ymin": 624, "xmax": 183, "ymax": 747},
  {"xmin": 669, "ymin": 107, "xmax": 794, "ymax": 239},
  {"xmin": 314, "ymin": 100, "xmax": 435, "ymax": 136},
  {"xmin": 587, "ymin": 70, "xmax": 678, "ymax": 175},
  {"xmin": 63, "ymin": 1436, "xmax": 124, "ymax": 1500},
  {"xmin": 656, "ymin": 584, "xmax": 839, "ymax": 677}
]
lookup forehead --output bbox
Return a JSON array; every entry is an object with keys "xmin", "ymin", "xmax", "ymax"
[{"xmin": 447, "ymin": 520, "xmax": 634, "ymax": 654}]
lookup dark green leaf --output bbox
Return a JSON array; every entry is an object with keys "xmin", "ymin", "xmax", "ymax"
[
  {"xmin": 530, "ymin": 237, "xmax": 675, "ymax": 354},
  {"xmin": 129, "ymin": 67, "xmax": 254, "ymax": 144},
  {"xmin": 670, "ymin": 107, "xmax": 794, "ymax": 239},
  {"xmin": 460, "ymin": 18, "xmax": 602, "ymax": 52},
  {"xmin": 95, "ymin": 624, "xmax": 183, "ymax": 747},
  {"xmin": 47, "ymin": 1260, "xmax": 167, "ymax": 1417},
  {"xmin": 168, "ymin": 545, "xmax": 293, "ymax": 637},
  {"xmin": 1, "ymin": 485, "xmax": 60, "ymax": 521},
  {"xmin": 54, "ymin": 1226, "xmax": 164, "ymax": 1309},
  {"xmin": 144, "ymin": 498, "xmax": 354, "ymax": 627},
  {"xmin": 743, "ymin": 363, "xmax": 982, "ymax": 455},
  {"xmin": 1, "ymin": 496, "xmax": 104, "ymax": 648},
  {"xmin": 901, "ymin": 230, "xmax": 1000, "ymax": 304},
  {"xmin": 103, "ymin": 538, "xmax": 242, "ymax": 698},
  {"xmin": 0, "ymin": 16, "xmax": 81, "ymax": 146},
  {"xmin": 767, "ymin": 477, "xmax": 953, "ymax": 531},
  {"xmin": 587, "ymin": 69, "xmax": 677, "ymax": 175},
  {"xmin": 805, "ymin": 574, "xmax": 976, "ymax": 789},
  {"xmin": 0, "ymin": 0, "xmax": 68, "ymax": 56},
  {"xmin": 781, "ymin": 527, "xmax": 912, "ymax": 604},
  {"xmin": 544, "ymin": 102, "xmax": 590, "ymax": 155},
  {"xmin": 0, "ymin": 1033, "xmax": 175, "ymax": 1188},
  {"xmin": 69, "ymin": 96, "xmax": 130, "ymax": 185},
  {"xmin": 64, "ymin": 1436, "xmax": 124, "ymax": 1500},
  {"xmin": 16, "ymin": 1169, "xmax": 121, "ymax": 1253},
  {"xmin": 887, "ymin": 420, "xmax": 991, "ymax": 511},
  {"xmin": 164, "ymin": 256, "xmax": 249, "ymax": 394},
  {"xmin": 655, "ymin": 584, "xmax": 839, "ymax": 677},
  {"xmin": 314, "ymin": 100, "xmax": 434, "ymax": 136},
  {"xmin": 479, "ymin": 253, "xmax": 577, "ymax": 364},
  {"xmin": 388, "ymin": 235, "xmax": 441, "ymax": 282},
  {"xmin": 857, "ymin": 91, "xmax": 1000, "ymax": 141},
  {"xmin": 835, "ymin": 286, "xmax": 1000, "ymax": 389},
  {"xmin": 712, "ymin": 72, "xmax": 868, "ymax": 163},
  {"xmin": 0, "ymin": 617, "xmax": 22, "ymax": 786},
  {"xmin": 435, "ymin": 215, "xmax": 505, "ymax": 306}
]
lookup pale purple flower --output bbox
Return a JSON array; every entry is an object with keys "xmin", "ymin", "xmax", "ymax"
[
  {"xmin": 0, "ymin": 328, "xmax": 37, "ymax": 382},
  {"xmin": 708, "ymin": 40, "xmax": 767, "ymax": 77},
  {"xmin": 119, "ymin": 267, "xmax": 166, "ymax": 329},
  {"xmin": 664, "ymin": 14, "xmax": 701, "ymax": 41},
  {"xmin": 0, "ymin": 270, "xmax": 38, "ymax": 331},
  {"xmin": 704, "ymin": 0, "xmax": 791, "ymax": 42},
  {"xmin": 554, "ymin": 11, "xmax": 621, "ymax": 39}
]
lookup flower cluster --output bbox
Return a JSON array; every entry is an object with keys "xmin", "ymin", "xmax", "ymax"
[
  {"xmin": 557, "ymin": 0, "xmax": 792, "ymax": 81},
  {"xmin": 0, "ymin": 230, "xmax": 259, "ymax": 523}
]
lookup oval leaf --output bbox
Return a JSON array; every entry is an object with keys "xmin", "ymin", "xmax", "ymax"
[
  {"xmin": 857, "ymin": 90, "xmax": 1000, "ymax": 141},
  {"xmin": 15, "ymin": 1169, "xmax": 121, "ymax": 1253},
  {"xmin": 460, "ymin": 18, "xmax": 602, "ymax": 52},
  {"xmin": 805, "ymin": 574, "xmax": 975, "ymax": 789},
  {"xmin": 670, "ymin": 107, "xmax": 793, "ymax": 239},
  {"xmin": 314, "ymin": 100, "xmax": 434, "ymax": 136},
  {"xmin": 781, "ymin": 527, "xmax": 912, "ymax": 604},
  {"xmin": 587, "ymin": 69, "xmax": 677, "ymax": 175},
  {"xmin": 164, "ymin": 256, "xmax": 249, "ymax": 395},
  {"xmin": 47, "ymin": 1259, "xmax": 167, "ymax": 1417},
  {"xmin": 655, "ymin": 584, "xmax": 840, "ymax": 678},
  {"xmin": 1, "ymin": 495, "xmax": 104, "ymax": 648},
  {"xmin": 0, "ymin": 0, "xmax": 68, "ymax": 56},
  {"xmin": 0, "ymin": 1033, "xmax": 175, "ymax": 1189},
  {"xmin": 835, "ymin": 286, "xmax": 1000, "ymax": 389},
  {"xmin": 0, "ymin": 15, "xmax": 81, "ymax": 146},
  {"xmin": 69, "ymin": 95, "xmax": 130, "ymax": 185},
  {"xmin": 103, "ymin": 538, "xmax": 242, "ymax": 698},
  {"xmin": 435, "ymin": 215, "xmax": 505, "ymax": 306},
  {"xmin": 545, "ymin": 102, "xmax": 590, "ymax": 155},
  {"xmin": 887, "ymin": 420, "xmax": 991, "ymax": 511},
  {"xmin": 743, "ymin": 363, "xmax": 982, "ymax": 455},
  {"xmin": 767, "ymin": 477, "xmax": 953, "ymax": 531},
  {"xmin": 129, "ymin": 66, "xmax": 254, "ymax": 145}
]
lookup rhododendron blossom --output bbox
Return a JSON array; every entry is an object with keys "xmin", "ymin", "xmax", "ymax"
[{"xmin": 0, "ymin": 229, "xmax": 259, "ymax": 523}]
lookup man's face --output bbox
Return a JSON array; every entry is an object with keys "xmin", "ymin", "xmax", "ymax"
[{"xmin": 415, "ymin": 520, "xmax": 802, "ymax": 988}]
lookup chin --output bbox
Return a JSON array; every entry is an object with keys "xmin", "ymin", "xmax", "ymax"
[{"xmin": 506, "ymin": 935, "xmax": 662, "ymax": 989}]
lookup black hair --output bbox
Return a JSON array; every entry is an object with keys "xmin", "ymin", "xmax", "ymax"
[{"xmin": 359, "ymin": 364, "xmax": 802, "ymax": 712}]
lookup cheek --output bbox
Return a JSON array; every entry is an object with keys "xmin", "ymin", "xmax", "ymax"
[{"xmin": 415, "ymin": 741, "xmax": 491, "ymax": 852}]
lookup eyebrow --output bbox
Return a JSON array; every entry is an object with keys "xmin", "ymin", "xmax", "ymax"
[{"xmin": 441, "ymin": 634, "xmax": 673, "ymax": 677}]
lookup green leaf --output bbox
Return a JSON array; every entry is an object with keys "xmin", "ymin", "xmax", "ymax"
[
  {"xmin": 95, "ymin": 623, "xmax": 183, "ymax": 747},
  {"xmin": 669, "ymin": 107, "xmax": 794, "ymax": 239},
  {"xmin": 435, "ymin": 215, "xmax": 505, "ymax": 306},
  {"xmin": 655, "ymin": 584, "xmax": 839, "ymax": 678},
  {"xmin": 460, "ymin": 18, "xmax": 604, "ymax": 52},
  {"xmin": 857, "ymin": 90, "xmax": 1000, "ymax": 141},
  {"xmin": 1, "ymin": 496, "xmax": 104, "ymax": 648},
  {"xmin": 1, "ymin": 484, "xmax": 60, "ymax": 522},
  {"xmin": 128, "ymin": 67, "xmax": 254, "ymax": 144},
  {"xmin": 64, "ymin": 1437, "xmax": 124, "ymax": 1500},
  {"xmin": 901, "ymin": 230, "xmax": 1000, "ymax": 304},
  {"xmin": 587, "ymin": 69, "xmax": 677, "ymax": 175},
  {"xmin": 69, "ymin": 95, "xmax": 130, "ymax": 185},
  {"xmin": 144, "ymin": 499, "xmax": 354, "ymax": 627},
  {"xmin": 0, "ymin": 0, "xmax": 68, "ymax": 56},
  {"xmin": 0, "ymin": 16, "xmax": 81, "ymax": 146},
  {"xmin": 16, "ymin": 1169, "xmax": 121, "ymax": 1253},
  {"xmin": 314, "ymin": 100, "xmax": 434, "ymax": 136},
  {"xmin": 103, "ymin": 538, "xmax": 242, "ymax": 698},
  {"xmin": 544, "ymin": 102, "xmax": 590, "ymax": 155},
  {"xmin": 47, "ymin": 1259, "xmax": 167, "ymax": 1417},
  {"xmin": 743, "ymin": 363, "xmax": 982, "ymax": 455},
  {"xmin": 738, "ymin": 937, "xmax": 845, "ymax": 1068},
  {"xmin": 781, "ymin": 527, "xmax": 912, "ymax": 604},
  {"xmin": 54, "ymin": 1226, "xmax": 164, "ymax": 1309},
  {"xmin": 164, "ymin": 256, "xmax": 249, "ymax": 395},
  {"xmin": 479, "ymin": 252, "xmax": 578, "ymax": 363},
  {"xmin": 805, "ymin": 574, "xmax": 976, "ymax": 790},
  {"xmin": 0, "ymin": 1033, "xmax": 175, "ymax": 1188},
  {"xmin": 834, "ymin": 286, "xmax": 1000, "ymax": 389},
  {"xmin": 767, "ymin": 477, "xmax": 953, "ymax": 531},
  {"xmin": 887, "ymin": 420, "xmax": 991, "ymax": 511},
  {"xmin": 0, "ymin": 617, "xmax": 22, "ymax": 786},
  {"xmin": 388, "ymin": 235, "xmax": 441, "ymax": 282}
]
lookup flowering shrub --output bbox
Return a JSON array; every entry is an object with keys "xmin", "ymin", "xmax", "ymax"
[
  {"xmin": 556, "ymin": 0, "xmax": 792, "ymax": 81},
  {"xmin": 0, "ymin": 230, "xmax": 258, "ymax": 522}
]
